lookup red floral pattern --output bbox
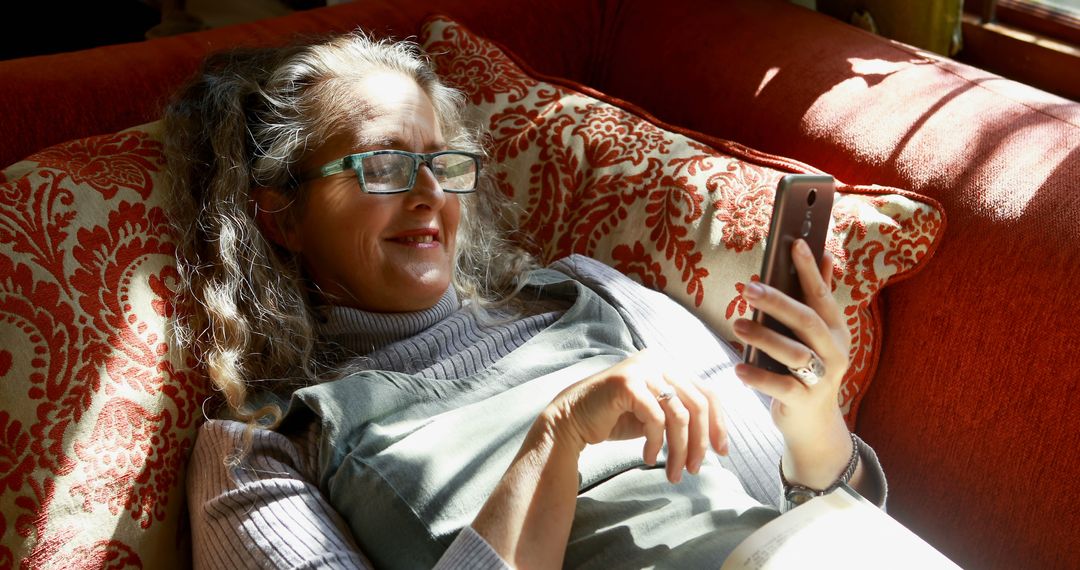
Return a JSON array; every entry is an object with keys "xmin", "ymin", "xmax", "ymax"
[
  {"xmin": 570, "ymin": 104, "xmax": 671, "ymax": 168},
  {"xmin": 70, "ymin": 540, "xmax": 143, "ymax": 569},
  {"xmin": 707, "ymin": 161, "xmax": 779, "ymax": 252},
  {"xmin": 28, "ymin": 131, "xmax": 164, "ymax": 201},
  {"xmin": 70, "ymin": 400, "xmax": 173, "ymax": 528},
  {"xmin": 0, "ymin": 124, "xmax": 204, "ymax": 567},
  {"xmin": 0, "ymin": 412, "xmax": 33, "ymax": 495},
  {"xmin": 727, "ymin": 275, "xmax": 761, "ymax": 321},
  {"xmin": 611, "ymin": 242, "xmax": 668, "ymax": 291},
  {"xmin": 421, "ymin": 17, "xmax": 944, "ymax": 425},
  {"xmin": 424, "ymin": 22, "xmax": 537, "ymax": 105}
]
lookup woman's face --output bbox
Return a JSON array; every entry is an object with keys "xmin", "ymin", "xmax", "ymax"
[{"xmin": 284, "ymin": 72, "xmax": 461, "ymax": 312}]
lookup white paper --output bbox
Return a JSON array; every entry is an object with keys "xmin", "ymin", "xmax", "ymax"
[{"xmin": 721, "ymin": 486, "xmax": 962, "ymax": 570}]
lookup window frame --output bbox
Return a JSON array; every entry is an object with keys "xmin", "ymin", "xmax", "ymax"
[
  {"xmin": 959, "ymin": 0, "xmax": 1080, "ymax": 101},
  {"xmin": 996, "ymin": 0, "xmax": 1080, "ymax": 44}
]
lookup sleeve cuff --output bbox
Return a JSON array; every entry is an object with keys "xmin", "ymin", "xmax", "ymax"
[{"xmin": 854, "ymin": 433, "xmax": 889, "ymax": 510}]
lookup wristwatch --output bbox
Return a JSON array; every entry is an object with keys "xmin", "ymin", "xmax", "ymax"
[{"xmin": 781, "ymin": 432, "xmax": 860, "ymax": 509}]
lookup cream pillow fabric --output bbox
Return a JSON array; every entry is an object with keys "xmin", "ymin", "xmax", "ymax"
[{"xmin": 0, "ymin": 121, "xmax": 200, "ymax": 568}]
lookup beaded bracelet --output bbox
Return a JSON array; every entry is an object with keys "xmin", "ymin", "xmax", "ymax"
[{"xmin": 780, "ymin": 432, "xmax": 860, "ymax": 508}]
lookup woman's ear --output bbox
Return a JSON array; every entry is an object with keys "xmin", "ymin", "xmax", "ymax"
[{"xmin": 251, "ymin": 187, "xmax": 302, "ymax": 252}]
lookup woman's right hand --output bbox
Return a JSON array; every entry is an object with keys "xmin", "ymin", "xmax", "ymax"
[{"xmin": 539, "ymin": 349, "xmax": 729, "ymax": 483}]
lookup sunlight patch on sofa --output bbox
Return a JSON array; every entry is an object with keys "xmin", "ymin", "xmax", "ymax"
[{"xmin": 755, "ymin": 67, "xmax": 781, "ymax": 98}]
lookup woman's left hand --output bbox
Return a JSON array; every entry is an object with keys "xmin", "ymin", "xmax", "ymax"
[{"xmin": 731, "ymin": 238, "xmax": 855, "ymax": 489}]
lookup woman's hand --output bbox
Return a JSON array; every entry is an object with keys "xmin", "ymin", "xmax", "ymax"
[
  {"xmin": 542, "ymin": 349, "xmax": 729, "ymax": 484},
  {"xmin": 731, "ymin": 239, "xmax": 857, "ymax": 490},
  {"xmin": 471, "ymin": 350, "xmax": 728, "ymax": 568}
]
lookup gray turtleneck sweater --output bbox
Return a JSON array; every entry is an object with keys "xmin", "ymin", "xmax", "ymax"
[{"xmin": 187, "ymin": 256, "xmax": 885, "ymax": 569}]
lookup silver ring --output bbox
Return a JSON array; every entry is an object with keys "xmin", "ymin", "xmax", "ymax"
[
  {"xmin": 788, "ymin": 351, "xmax": 826, "ymax": 386},
  {"xmin": 656, "ymin": 388, "xmax": 676, "ymax": 402}
]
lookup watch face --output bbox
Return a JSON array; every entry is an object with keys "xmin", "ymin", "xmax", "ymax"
[{"xmin": 785, "ymin": 487, "xmax": 819, "ymax": 506}]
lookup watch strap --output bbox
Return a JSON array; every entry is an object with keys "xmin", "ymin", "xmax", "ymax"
[{"xmin": 781, "ymin": 432, "xmax": 860, "ymax": 509}]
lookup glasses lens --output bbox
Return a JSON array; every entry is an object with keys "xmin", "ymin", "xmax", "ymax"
[
  {"xmin": 432, "ymin": 153, "xmax": 478, "ymax": 192},
  {"xmin": 359, "ymin": 153, "xmax": 413, "ymax": 193}
]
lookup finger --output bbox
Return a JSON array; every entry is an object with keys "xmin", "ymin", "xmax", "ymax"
[
  {"xmin": 792, "ymin": 239, "xmax": 844, "ymax": 332},
  {"xmin": 632, "ymin": 381, "xmax": 667, "ymax": 466},
  {"xmin": 820, "ymin": 249, "xmax": 835, "ymax": 291},
  {"xmin": 734, "ymin": 363, "xmax": 803, "ymax": 406},
  {"xmin": 741, "ymin": 280, "xmax": 840, "ymax": 365},
  {"xmin": 664, "ymin": 373, "xmax": 709, "ymax": 474},
  {"xmin": 733, "ymin": 317, "xmax": 823, "ymax": 374},
  {"xmin": 623, "ymin": 351, "xmax": 668, "ymax": 465},
  {"xmin": 692, "ymin": 376, "xmax": 728, "ymax": 456},
  {"xmin": 656, "ymin": 386, "xmax": 690, "ymax": 483}
]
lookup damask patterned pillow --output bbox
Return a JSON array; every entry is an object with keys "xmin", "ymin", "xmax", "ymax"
[
  {"xmin": 0, "ymin": 122, "xmax": 204, "ymax": 569},
  {"xmin": 420, "ymin": 16, "xmax": 945, "ymax": 425}
]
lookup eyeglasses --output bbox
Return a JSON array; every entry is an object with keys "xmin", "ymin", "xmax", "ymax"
[{"xmin": 302, "ymin": 149, "xmax": 482, "ymax": 194}]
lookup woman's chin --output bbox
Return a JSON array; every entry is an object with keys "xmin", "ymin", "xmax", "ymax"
[
  {"xmin": 387, "ymin": 267, "xmax": 452, "ymax": 310},
  {"xmin": 318, "ymin": 260, "xmax": 453, "ymax": 312}
]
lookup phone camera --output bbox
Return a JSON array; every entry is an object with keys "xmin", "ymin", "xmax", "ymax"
[{"xmin": 807, "ymin": 188, "xmax": 817, "ymax": 206}]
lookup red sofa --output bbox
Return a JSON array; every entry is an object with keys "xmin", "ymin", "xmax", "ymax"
[{"xmin": 1, "ymin": 0, "xmax": 1076, "ymax": 568}]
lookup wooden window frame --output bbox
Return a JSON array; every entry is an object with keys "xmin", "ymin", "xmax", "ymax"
[
  {"xmin": 997, "ymin": 0, "xmax": 1080, "ymax": 44},
  {"xmin": 959, "ymin": 0, "xmax": 1080, "ymax": 101}
]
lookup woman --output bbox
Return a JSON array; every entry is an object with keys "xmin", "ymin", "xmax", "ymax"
[{"xmin": 166, "ymin": 31, "xmax": 885, "ymax": 569}]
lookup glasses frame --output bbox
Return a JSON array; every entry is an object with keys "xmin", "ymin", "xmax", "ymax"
[{"xmin": 302, "ymin": 149, "xmax": 483, "ymax": 194}]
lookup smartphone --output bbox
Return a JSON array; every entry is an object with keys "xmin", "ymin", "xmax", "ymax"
[{"xmin": 742, "ymin": 174, "xmax": 835, "ymax": 375}]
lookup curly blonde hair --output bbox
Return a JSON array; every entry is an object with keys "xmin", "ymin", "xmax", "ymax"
[{"xmin": 164, "ymin": 31, "xmax": 534, "ymax": 427}]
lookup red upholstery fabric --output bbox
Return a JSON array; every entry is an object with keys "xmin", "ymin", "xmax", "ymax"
[
  {"xmin": 0, "ymin": 0, "xmax": 610, "ymax": 170},
  {"xmin": 0, "ymin": 0, "xmax": 1076, "ymax": 568},
  {"xmin": 596, "ymin": 4, "xmax": 1080, "ymax": 568}
]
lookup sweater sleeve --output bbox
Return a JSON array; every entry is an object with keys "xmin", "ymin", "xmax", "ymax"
[{"xmin": 188, "ymin": 419, "xmax": 511, "ymax": 570}]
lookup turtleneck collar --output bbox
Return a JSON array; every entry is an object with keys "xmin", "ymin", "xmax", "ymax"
[{"xmin": 316, "ymin": 286, "xmax": 461, "ymax": 355}]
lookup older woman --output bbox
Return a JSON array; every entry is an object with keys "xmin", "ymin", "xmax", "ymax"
[{"xmin": 166, "ymin": 32, "xmax": 885, "ymax": 569}]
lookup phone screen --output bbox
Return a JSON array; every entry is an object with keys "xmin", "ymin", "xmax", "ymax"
[{"xmin": 743, "ymin": 174, "xmax": 835, "ymax": 375}]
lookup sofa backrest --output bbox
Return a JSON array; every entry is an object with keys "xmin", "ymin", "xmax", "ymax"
[{"xmin": 0, "ymin": 0, "xmax": 610, "ymax": 170}]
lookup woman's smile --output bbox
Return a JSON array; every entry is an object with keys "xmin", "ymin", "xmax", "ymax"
[{"xmin": 387, "ymin": 227, "xmax": 441, "ymax": 248}]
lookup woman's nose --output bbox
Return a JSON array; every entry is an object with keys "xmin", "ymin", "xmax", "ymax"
[{"xmin": 405, "ymin": 163, "xmax": 446, "ymax": 210}]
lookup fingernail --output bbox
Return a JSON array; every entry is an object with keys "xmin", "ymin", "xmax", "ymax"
[
  {"xmin": 796, "ymin": 239, "xmax": 811, "ymax": 257},
  {"xmin": 689, "ymin": 458, "xmax": 701, "ymax": 473},
  {"xmin": 733, "ymin": 319, "xmax": 750, "ymax": 335},
  {"xmin": 720, "ymin": 441, "xmax": 729, "ymax": 456},
  {"xmin": 744, "ymin": 282, "xmax": 763, "ymax": 299}
]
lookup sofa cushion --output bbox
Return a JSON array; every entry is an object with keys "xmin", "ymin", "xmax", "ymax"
[
  {"xmin": 0, "ymin": 122, "xmax": 204, "ymax": 568},
  {"xmin": 420, "ymin": 16, "xmax": 946, "ymax": 425}
]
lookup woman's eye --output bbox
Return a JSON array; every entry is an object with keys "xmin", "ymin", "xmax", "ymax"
[{"xmin": 363, "ymin": 163, "xmax": 393, "ymax": 178}]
